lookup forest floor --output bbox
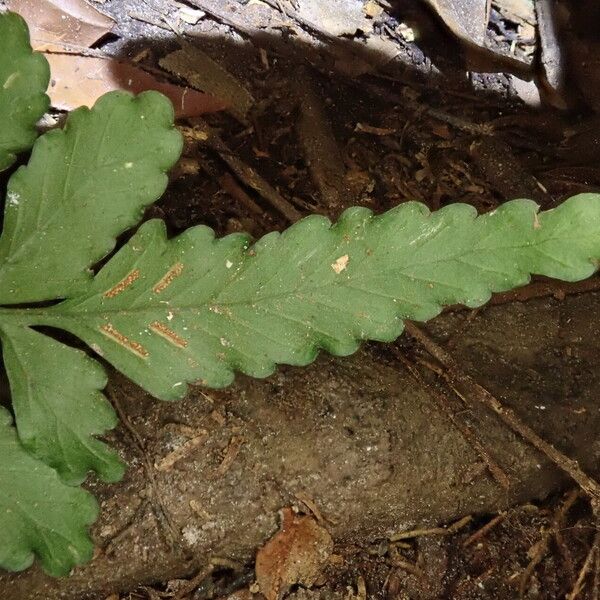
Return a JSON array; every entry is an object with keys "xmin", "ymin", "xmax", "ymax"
[{"xmin": 2, "ymin": 0, "xmax": 600, "ymax": 599}]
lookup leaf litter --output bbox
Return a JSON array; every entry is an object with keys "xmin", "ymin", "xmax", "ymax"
[
  {"xmin": 3, "ymin": 2, "xmax": 600, "ymax": 596},
  {"xmin": 11, "ymin": 0, "xmax": 228, "ymax": 117},
  {"xmin": 255, "ymin": 508, "xmax": 333, "ymax": 600}
]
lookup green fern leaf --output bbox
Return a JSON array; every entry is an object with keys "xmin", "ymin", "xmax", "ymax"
[
  {"xmin": 0, "ymin": 408, "xmax": 98, "ymax": 577},
  {"xmin": 1, "ymin": 325, "xmax": 124, "ymax": 485},
  {"xmin": 3, "ymin": 8, "xmax": 600, "ymax": 580},
  {"xmin": 0, "ymin": 12, "xmax": 49, "ymax": 172},
  {"xmin": 0, "ymin": 90, "xmax": 182, "ymax": 304},
  {"xmin": 38, "ymin": 194, "xmax": 600, "ymax": 400}
]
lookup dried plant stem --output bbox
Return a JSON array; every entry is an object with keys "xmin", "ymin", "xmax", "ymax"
[{"xmin": 567, "ymin": 531, "xmax": 600, "ymax": 600}]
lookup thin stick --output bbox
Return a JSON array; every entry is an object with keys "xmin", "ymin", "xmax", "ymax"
[
  {"xmin": 172, "ymin": 564, "xmax": 215, "ymax": 600},
  {"xmin": 219, "ymin": 172, "xmax": 265, "ymax": 216},
  {"xmin": 393, "ymin": 348, "xmax": 510, "ymax": 490},
  {"xmin": 187, "ymin": 0, "xmax": 257, "ymax": 36},
  {"xmin": 181, "ymin": 122, "xmax": 302, "ymax": 223},
  {"xmin": 403, "ymin": 321, "xmax": 600, "ymax": 514},
  {"xmin": 390, "ymin": 515, "xmax": 472, "ymax": 542},
  {"xmin": 554, "ymin": 490, "xmax": 581, "ymax": 587},
  {"xmin": 463, "ymin": 513, "xmax": 506, "ymax": 548},
  {"xmin": 519, "ymin": 489, "xmax": 579, "ymax": 597},
  {"xmin": 109, "ymin": 388, "xmax": 180, "ymax": 549},
  {"xmin": 447, "ymin": 276, "xmax": 600, "ymax": 312}
]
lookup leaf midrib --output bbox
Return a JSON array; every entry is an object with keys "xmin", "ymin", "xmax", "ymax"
[{"xmin": 47, "ymin": 233, "xmax": 586, "ymax": 320}]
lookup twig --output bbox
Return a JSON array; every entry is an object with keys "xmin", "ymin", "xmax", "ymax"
[
  {"xmin": 462, "ymin": 513, "xmax": 506, "ymax": 547},
  {"xmin": 275, "ymin": 0, "xmax": 288, "ymax": 17},
  {"xmin": 387, "ymin": 555, "xmax": 424, "ymax": 578},
  {"xmin": 129, "ymin": 11, "xmax": 171, "ymax": 30},
  {"xmin": 172, "ymin": 563, "xmax": 215, "ymax": 600},
  {"xmin": 103, "ymin": 498, "xmax": 149, "ymax": 556},
  {"xmin": 390, "ymin": 515, "xmax": 472, "ymax": 542},
  {"xmin": 109, "ymin": 388, "xmax": 180, "ymax": 549},
  {"xmin": 294, "ymin": 491, "xmax": 327, "ymax": 525},
  {"xmin": 219, "ymin": 172, "xmax": 265, "ymax": 216},
  {"xmin": 187, "ymin": 0, "xmax": 264, "ymax": 37},
  {"xmin": 181, "ymin": 122, "xmax": 302, "ymax": 222},
  {"xmin": 403, "ymin": 321, "xmax": 600, "ymax": 515},
  {"xmin": 393, "ymin": 348, "xmax": 510, "ymax": 490},
  {"xmin": 362, "ymin": 82, "xmax": 495, "ymax": 136},
  {"xmin": 554, "ymin": 490, "xmax": 581, "ymax": 587},
  {"xmin": 519, "ymin": 489, "xmax": 579, "ymax": 597},
  {"xmin": 472, "ymin": 276, "xmax": 600, "ymax": 308},
  {"xmin": 213, "ymin": 435, "xmax": 245, "ymax": 477},
  {"xmin": 41, "ymin": 45, "xmax": 110, "ymax": 59},
  {"xmin": 154, "ymin": 430, "xmax": 208, "ymax": 472}
]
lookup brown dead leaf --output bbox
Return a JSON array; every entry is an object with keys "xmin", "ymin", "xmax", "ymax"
[
  {"xmin": 45, "ymin": 54, "xmax": 228, "ymax": 118},
  {"xmin": 6, "ymin": 0, "xmax": 114, "ymax": 52},
  {"xmin": 431, "ymin": 123, "xmax": 453, "ymax": 139},
  {"xmin": 256, "ymin": 508, "xmax": 333, "ymax": 600},
  {"xmin": 11, "ymin": 0, "xmax": 228, "ymax": 117}
]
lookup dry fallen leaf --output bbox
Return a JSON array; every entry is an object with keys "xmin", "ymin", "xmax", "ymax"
[
  {"xmin": 6, "ymin": 0, "xmax": 114, "ymax": 51},
  {"xmin": 423, "ymin": 0, "xmax": 491, "ymax": 47},
  {"xmin": 45, "ymin": 54, "xmax": 228, "ymax": 118},
  {"xmin": 256, "ymin": 508, "xmax": 333, "ymax": 600},
  {"xmin": 10, "ymin": 0, "xmax": 228, "ymax": 117}
]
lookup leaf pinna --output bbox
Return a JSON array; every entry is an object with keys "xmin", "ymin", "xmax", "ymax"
[{"xmin": 1, "ymin": 8, "xmax": 600, "ymax": 579}]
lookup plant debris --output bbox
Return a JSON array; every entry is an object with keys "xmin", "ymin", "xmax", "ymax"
[{"xmin": 255, "ymin": 508, "xmax": 333, "ymax": 600}]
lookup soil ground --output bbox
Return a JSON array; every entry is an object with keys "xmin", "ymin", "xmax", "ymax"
[{"xmin": 2, "ymin": 0, "xmax": 600, "ymax": 599}]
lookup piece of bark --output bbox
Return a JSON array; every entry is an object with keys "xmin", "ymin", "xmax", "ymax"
[
  {"xmin": 160, "ymin": 45, "xmax": 255, "ymax": 123},
  {"xmin": 44, "ymin": 54, "xmax": 228, "ymax": 118},
  {"xmin": 534, "ymin": 0, "xmax": 569, "ymax": 109},
  {"xmin": 3, "ymin": 292, "xmax": 600, "ymax": 600},
  {"xmin": 422, "ymin": 0, "xmax": 531, "ymax": 77},
  {"xmin": 187, "ymin": 0, "xmax": 402, "ymax": 78}
]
